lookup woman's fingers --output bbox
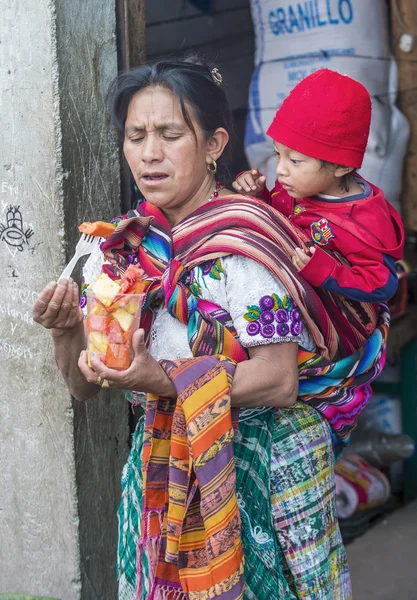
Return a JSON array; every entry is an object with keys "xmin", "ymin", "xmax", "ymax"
[
  {"xmin": 33, "ymin": 279, "xmax": 82, "ymax": 329},
  {"xmin": 78, "ymin": 350, "xmax": 102, "ymax": 385},
  {"xmin": 131, "ymin": 328, "xmax": 146, "ymax": 356},
  {"xmin": 82, "ymin": 349, "xmax": 128, "ymax": 387},
  {"xmin": 71, "ymin": 279, "xmax": 80, "ymax": 308},
  {"xmin": 33, "ymin": 281, "xmax": 58, "ymax": 321},
  {"xmin": 33, "ymin": 280, "xmax": 69, "ymax": 326},
  {"xmin": 64, "ymin": 280, "xmax": 83, "ymax": 328}
]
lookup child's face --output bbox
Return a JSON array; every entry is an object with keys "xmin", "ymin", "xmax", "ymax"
[{"xmin": 273, "ymin": 142, "xmax": 342, "ymax": 199}]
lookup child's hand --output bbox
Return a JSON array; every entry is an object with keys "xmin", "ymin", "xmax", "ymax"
[
  {"xmin": 232, "ymin": 169, "xmax": 266, "ymax": 196},
  {"xmin": 292, "ymin": 247, "xmax": 316, "ymax": 271}
]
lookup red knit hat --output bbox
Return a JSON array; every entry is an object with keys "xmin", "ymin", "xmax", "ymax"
[{"xmin": 266, "ymin": 69, "xmax": 372, "ymax": 168}]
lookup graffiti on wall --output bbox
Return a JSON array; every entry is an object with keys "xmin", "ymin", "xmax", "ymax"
[{"xmin": 0, "ymin": 205, "xmax": 34, "ymax": 252}]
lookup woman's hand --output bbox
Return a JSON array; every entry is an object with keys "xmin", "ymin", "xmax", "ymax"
[
  {"xmin": 78, "ymin": 328, "xmax": 177, "ymax": 398},
  {"xmin": 232, "ymin": 169, "xmax": 266, "ymax": 196},
  {"xmin": 33, "ymin": 279, "xmax": 83, "ymax": 332},
  {"xmin": 33, "ymin": 278, "xmax": 99, "ymax": 401}
]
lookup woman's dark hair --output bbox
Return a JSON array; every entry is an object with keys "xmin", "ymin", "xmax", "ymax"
[{"xmin": 108, "ymin": 55, "xmax": 234, "ymax": 184}]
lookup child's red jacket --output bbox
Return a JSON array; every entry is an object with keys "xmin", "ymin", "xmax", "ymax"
[{"xmin": 260, "ymin": 177, "xmax": 404, "ymax": 302}]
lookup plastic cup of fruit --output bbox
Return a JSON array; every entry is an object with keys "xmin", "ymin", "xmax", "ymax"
[{"xmin": 86, "ymin": 289, "xmax": 145, "ymax": 371}]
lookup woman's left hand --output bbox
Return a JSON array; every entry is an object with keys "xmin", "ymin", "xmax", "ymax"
[{"xmin": 78, "ymin": 328, "xmax": 176, "ymax": 397}]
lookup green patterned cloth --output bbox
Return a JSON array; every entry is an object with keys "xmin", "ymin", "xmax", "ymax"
[{"xmin": 117, "ymin": 402, "xmax": 351, "ymax": 599}]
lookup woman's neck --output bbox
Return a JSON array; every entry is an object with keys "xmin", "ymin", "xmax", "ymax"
[{"xmin": 162, "ymin": 177, "xmax": 218, "ymax": 227}]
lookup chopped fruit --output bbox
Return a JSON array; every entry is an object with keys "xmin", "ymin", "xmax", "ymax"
[
  {"xmin": 86, "ymin": 261, "xmax": 145, "ymax": 370},
  {"xmin": 128, "ymin": 280, "xmax": 148, "ymax": 294},
  {"xmin": 90, "ymin": 302, "xmax": 108, "ymax": 316},
  {"xmin": 106, "ymin": 320, "xmax": 124, "ymax": 344},
  {"xmin": 119, "ymin": 264, "xmax": 146, "ymax": 293},
  {"xmin": 79, "ymin": 220, "xmax": 116, "ymax": 238},
  {"xmin": 88, "ymin": 331, "xmax": 109, "ymax": 355},
  {"xmin": 113, "ymin": 308, "xmax": 134, "ymax": 332},
  {"xmin": 87, "ymin": 343, "xmax": 106, "ymax": 368},
  {"xmin": 123, "ymin": 328, "xmax": 134, "ymax": 344},
  {"xmin": 105, "ymin": 343, "xmax": 131, "ymax": 370},
  {"xmin": 108, "ymin": 295, "xmax": 131, "ymax": 311},
  {"xmin": 108, "ymin": 294, "xmax": 142, "ymax": 314},
  {"xmin": 86, "ymin": 314, "xmax": 109, "ymax": 333},
  {"xmin": 124, "ymin": 298, "xmax": 141, "ymax": 315},
  {"xmin": 91, "ymin": 273, "xmax": 121, "ymax": 307}
]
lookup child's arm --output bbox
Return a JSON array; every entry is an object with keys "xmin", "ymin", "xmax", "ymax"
[
  {"xmin": 292, "ymin": 246, "xmax": 398, "ymax": 303},
  {"xmin": 232, "ymin": 169, "xmax": 271, "ymax": 202}
]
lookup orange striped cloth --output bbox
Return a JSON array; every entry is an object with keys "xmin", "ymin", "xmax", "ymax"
[{"xmin": 137, "ymin": 355, "xmax": 245, "ymax": 600}]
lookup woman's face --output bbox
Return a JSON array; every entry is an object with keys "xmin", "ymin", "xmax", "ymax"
[{"xmin": 123, "ymin": 86, "xmax": 215, "ymax": 223}]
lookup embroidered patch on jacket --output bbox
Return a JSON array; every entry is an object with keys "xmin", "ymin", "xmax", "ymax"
[
  {"xmin": 310, "ymin": 217, "xmax": 335, "ymax": 246},
  {"xmin": 293, "ymin": 205, "xmax": 305, "ymax": 215},
  {"xmin": 244, "ymin": 293, "xmax": 303, "ymax": 339}
]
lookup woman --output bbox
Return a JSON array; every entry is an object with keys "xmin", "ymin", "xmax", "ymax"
[{"xmin": 34, "ymin": 57, "xmax": 387, "ymax": 600}]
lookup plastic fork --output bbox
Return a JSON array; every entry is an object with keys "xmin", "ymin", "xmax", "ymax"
[{"xmin": 58, "ymin": 234, "xmax": 100, "ymax": 281}]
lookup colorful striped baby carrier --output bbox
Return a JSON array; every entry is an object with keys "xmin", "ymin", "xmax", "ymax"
[{"xmin": 101, "ymin": 196, "xmax": 388, "ymax": 600}]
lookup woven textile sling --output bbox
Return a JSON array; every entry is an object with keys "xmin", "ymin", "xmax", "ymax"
[{"xmin": 101, "ymin": 196, "xmax": 388, "ymax": 600}]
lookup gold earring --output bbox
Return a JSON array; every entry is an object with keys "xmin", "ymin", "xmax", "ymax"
[{"xmin": 207, "ymin": 160, "xmax": 217, "ymax": 174}]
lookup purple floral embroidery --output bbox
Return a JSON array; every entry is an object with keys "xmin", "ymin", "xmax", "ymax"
[
  {"xmin": 261, "ymin": 324, "xmax": 275, "ymax": 338},
  {"xmin": 202, "ymin": 259, "xmax": 217, "ymax": 275},
  {"xmin": 247, "ymin": 321, "xmax": 261, "ymax": 336},
  {"xmin": 244, "ymin": 292, "xmax": 303, "ymax": 339},
  {"xmin": 202, "ymin": 258, "xmax": 224, "ymax": 280},
  {"xmin": 276, "ymin": 322, "xmax": 290, "ymax": 336},
  {"xmin": 259, "ymin": 295, "xmax": 275, "ymax": 311},
  {"xmin": 79, "ymin": 280, "xmax": 89, "ymax": 309},
  {"xmin": 276, "ymin": 308, "xmax": 289, "ymax": 323},
  {"xmin": 291, "ymin": 309, "xmax": 301, "ymax": 322},
  {"xmin": 260, "ymin": 310, "xmax": 275, "ymax": 325},
  {"xmin": 290, "ymin": 321, "xmax": 303, "ymax": 336}
]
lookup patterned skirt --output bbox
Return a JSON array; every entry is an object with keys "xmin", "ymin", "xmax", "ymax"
[{"xmin": 117, "ymin": 402, "xmax": 352, "ymax": 600}]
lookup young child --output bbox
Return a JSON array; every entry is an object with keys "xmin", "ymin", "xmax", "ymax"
[{"xmin": 233, "ymin": 69, "xmax": 404, "ymax": 303}]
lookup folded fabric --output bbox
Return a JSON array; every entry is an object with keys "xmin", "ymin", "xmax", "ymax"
[
  {"xmin": 335, "ymin": 473, "xmax": 359, "ymax": 519},
  {"xmin": 138, "ymin": 355, "xmax": 244, "ymax": 600},
  {"xmin": 335, "ymin": 453, "xmax": 390, "ymax": 512}
]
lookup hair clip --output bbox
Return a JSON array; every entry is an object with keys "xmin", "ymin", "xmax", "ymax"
[{"xmin": 211, "ymin": 68, "xmax": 223, "ymax": 86}]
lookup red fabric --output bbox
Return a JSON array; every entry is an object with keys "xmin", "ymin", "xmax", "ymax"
[
  {"xmin": 266, "ymin": 69, "xmax": 371, "ymax": 168},
  {"xmin": 268, "ymin": 177, "xmax": 404, "ymax": 298}
]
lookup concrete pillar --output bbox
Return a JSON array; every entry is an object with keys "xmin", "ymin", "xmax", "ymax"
[{"xmin": 0, "ymin": 0, "xmax": 130, "ymax": 598}]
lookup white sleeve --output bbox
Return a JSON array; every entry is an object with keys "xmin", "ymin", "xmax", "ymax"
[
  {"xmin": 222, "ymin": 255, "xmax": 315, "ymax": 351},
  {"xmin": 79, "ymin": 242, "xmax": 105, "ymax": 311}
]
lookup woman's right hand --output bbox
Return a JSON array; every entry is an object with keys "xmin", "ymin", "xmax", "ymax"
[
  {"xmin": 33, "ymin": 278, "xmax": 84, "ymax": 332},
  {"xmin": 232, "ymin": 169, "xmax": 266, "ymax": 195}
]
